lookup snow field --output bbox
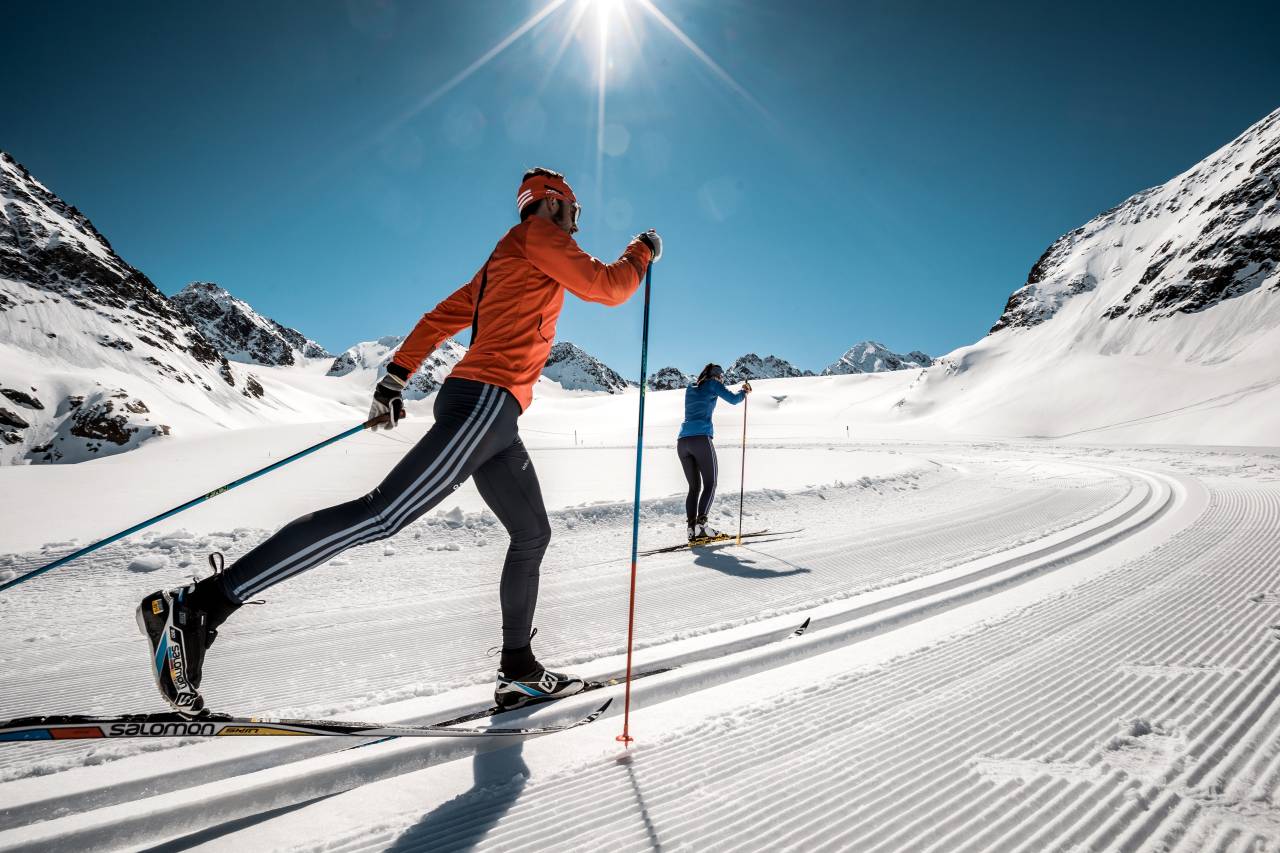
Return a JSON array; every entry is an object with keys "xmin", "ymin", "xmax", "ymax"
[{"xmin": 4, "ymin": 445, "xmax": 1257, "ymax": 850}]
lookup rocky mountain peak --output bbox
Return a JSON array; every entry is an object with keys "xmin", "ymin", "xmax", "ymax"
[
  {"xmin": 822, "ymin": 342, "xmax": 932, "ymax": 375},
  {"xmin": 172, "ymin": 281, "xmax": 330, "ymax": 367},
  {"xmin": 542, "ymin": 341, "xmax": 631, "ymax": 393}
]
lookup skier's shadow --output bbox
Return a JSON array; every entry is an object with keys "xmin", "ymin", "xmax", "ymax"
[
  {"xmin": 386, "ymin": 742, "xmax": 529, "ymax": 853},
  {"xmin": 692, "ymin": 544, "xmax": 811, "ymax": 580}
]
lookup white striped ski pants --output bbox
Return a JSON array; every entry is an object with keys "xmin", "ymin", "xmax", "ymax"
[{"xmin": 218, "ymin": 378, "xmax": 550, "ymax": 649}]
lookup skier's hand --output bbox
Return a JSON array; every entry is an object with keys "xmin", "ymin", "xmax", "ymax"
[
  {"xmin": 368, "ymin": 370, "xmax": 407, "ymax": 430},
  {"xmin": 637, "ymin": 229, "xmax": 662, "ymax": 262},
  {"xmin": 742, "ymin": 381, "xmax": 753, "ymax": 394}
]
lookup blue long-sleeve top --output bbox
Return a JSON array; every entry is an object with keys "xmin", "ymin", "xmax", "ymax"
[{"xmin": 678, "ymin": 379, "xmax": 745, "ymax": 439}]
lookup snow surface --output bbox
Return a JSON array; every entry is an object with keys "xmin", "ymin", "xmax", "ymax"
[{"xmin": 1, "ymin": 375, "xmax": 1279, "ymax": 851}]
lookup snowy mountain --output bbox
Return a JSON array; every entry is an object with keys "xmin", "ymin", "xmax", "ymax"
[
  {"xmin": 823, "ymin": 341, "xmax": 932, "ymax": 375},
  {"xmin": 327, "ymin": 335, "xmax": 467, "ymax": 399},
  {"xmin": 724, "ymin": 353, "xmax": 812, "ymax": 383},
  {"xmin": 0, "ymin": 151, "xmax": 274, "ymax": 464},
  {"xmin": 992, "ymin": 109, "xmax": 1280, "ymax": 332},
  {"xmin": 897, "ymin": 107, "xmax": 1280, "ymax": 443},
  {"xmin": 541, "ymin": 341, "xmax": 631, "ymax": 393},
  {"xmin": 648, "ymin": 366, "xmax": 692, "ymax": 390},
  {"xmin": 172, "ymin": 281, "xmax": 329, "ymax": 367}
]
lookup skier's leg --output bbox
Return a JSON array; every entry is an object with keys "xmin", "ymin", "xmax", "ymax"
[
  {"xmin": 471, "ymin": 434, "xmax": 551, "ymax": 653},
  {"xmin": 473, "ymin": 434, "xmax": 585, "ymax": 708},
  {"xmin": 137, "ymin": 379, "xmax": 518, "ymax": 714},
  {"xmin": 677, "ymin": 437, "xmax": 700, "ymax": 527},
  {"xmin": 219, "ymin": 380, "xmax": 517, "ymax": 604},
  {"xmin": 695, "ymin": 436, "xmax": 718, "ymax": 524}
]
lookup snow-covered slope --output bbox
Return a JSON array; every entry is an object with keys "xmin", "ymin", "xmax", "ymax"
[
  {"xmin": 327, "ymin": 335, "xmax": 467, "ymax": 399},
  {"xmin": 895, "ymin": 108, "xmax": 1280, "ymax": 444},
  {"xmin": 724, "ymin": 353, "xmax": 812, "ymax": 383},
  {"xmin": 0, "ymin": 152, "xmax": 275, "ymax": 464},
  {"xmin": 171, "ymin": 282, "xmax": 329, "ymax": 367},
  {"xmin": 541, "ymin": 341, "xmax": 631, "ymax": 393},
  {"xmin": 823, "ymin": 341, "xmax": 932, "ymax": 374}
]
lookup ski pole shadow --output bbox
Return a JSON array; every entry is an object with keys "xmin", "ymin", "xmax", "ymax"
[
  {"xmin": 386, "ymin": 741, "xmax": 529, "ymax": 853},
  {"xmin": 616, "ymin": 751, "xmax": 664, "ymax": 850},
  {"xmin": 692, "ymin": 545, "xmax": 811, "ymax": 580}
]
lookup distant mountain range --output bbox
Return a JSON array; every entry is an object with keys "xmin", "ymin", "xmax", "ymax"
[{"xmin": 8, "ymin": 105, "xmax": 1272, "ymax": 460}]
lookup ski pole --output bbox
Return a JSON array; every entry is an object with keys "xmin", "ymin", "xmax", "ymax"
[
  {"xmin": 737, "ymin": 391, "xmax": 748, "ymax": 546},
  {"xmin": 618, "ymin": 262, "xmax": 652, "ymax": 746},
  {"xmin": 0, "ymin": 415, "xmax": 390, "ymax": 594}
]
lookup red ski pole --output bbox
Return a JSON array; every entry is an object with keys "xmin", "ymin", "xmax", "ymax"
[{"xmin": 737, "ymin": 389, "xmax": 749, "ymax": 545}]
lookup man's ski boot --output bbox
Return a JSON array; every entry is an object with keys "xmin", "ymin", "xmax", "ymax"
[
  {"xmin": 495, "ymin": 665, "xmax": 587, "ymax": 710},
  {"xmin": 687, "ymin": 524, "xmax": 698, "ymax": 543},
  {"xmin": 136, "ymin": 555, "xmax": 230, "ymax": 716}
]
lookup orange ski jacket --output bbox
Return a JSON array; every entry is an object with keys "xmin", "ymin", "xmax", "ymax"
[{"xmin": 390, "ymin": 216, "xmax": 652, "ymax": 411}]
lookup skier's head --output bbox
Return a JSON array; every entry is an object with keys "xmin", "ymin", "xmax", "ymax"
[
  {"xmin": 518, "ymin": 167, "xmax": 580, "ymax": 235},
  {"xmin": 695, "ymin": 363, "xmax": 724, "ymax": 386}
]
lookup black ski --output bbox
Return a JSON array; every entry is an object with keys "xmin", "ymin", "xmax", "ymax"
[
  {"xmin": 0, "ymin": 699, "xmax": 611, "ymax": 741},
  {"xmin": 640, "ymin": 528, "xmax": 802, "ymax": 556},
  {"xmin": 422, "ymin": 615, "xmax": 812, "ymax": 731}
]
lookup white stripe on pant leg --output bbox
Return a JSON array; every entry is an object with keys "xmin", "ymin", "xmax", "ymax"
[
  {"xmin": 235, "ymin": 386, "xmax": 501, "ymax": 598},
  {"xmin": 231, "ymin": 386, "xmax": 499, "ymax": 598},
  {"xmin": 384, "ymin": 387, "xmax": 508, "ymax": 531},
  {"xmin": 704, "ymin": 436, "xmax": 718, "ymax": 515},
  {"xmin": 247, "ymin": 388, "xmax": 508, "ymax": 596}
]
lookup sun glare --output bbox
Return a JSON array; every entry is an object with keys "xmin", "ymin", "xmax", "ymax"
[{"xmin": 360, "ymin": 0, "xmax": 766, "ymax": 202}]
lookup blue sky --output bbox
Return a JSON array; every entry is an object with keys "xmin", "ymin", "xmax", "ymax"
[{"xmin": 7, "ymin": 0, "xmax": 1280, "ymax": 376}]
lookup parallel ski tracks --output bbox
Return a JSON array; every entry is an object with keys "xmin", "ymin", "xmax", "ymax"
[
  {"xmin": 6, "ymin": 457, "xmax": 1259, "ymax": 852},
  {"xmin": 338, "ymin": 483, "xmax": 1279, "ymax": 853}
]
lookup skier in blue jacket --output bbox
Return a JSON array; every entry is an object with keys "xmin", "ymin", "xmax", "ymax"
[{"xmin": 678, "ymin": 363, "xmax": 752, "ymax": 542}]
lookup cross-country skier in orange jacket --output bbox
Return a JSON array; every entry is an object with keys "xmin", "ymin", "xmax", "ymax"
[{"xmin": 138, "ymin": 167, "xmax": 661, "ymax": 716}]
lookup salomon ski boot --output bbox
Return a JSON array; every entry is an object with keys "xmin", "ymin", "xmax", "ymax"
[
  {"xmin": 137, "ymin": 583, "xmax": 219, "ymax": 716},
  {"xmin": 495, "ymin": 665, "xmax": 587, "ymax": 710}
]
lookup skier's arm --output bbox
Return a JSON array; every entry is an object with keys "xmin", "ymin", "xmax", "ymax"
[
  {"xmin": 389, "ymin": 270, "xmax": 480, "ymax": 377},
  {"xmin": 523, "ymin": 217, "xmax": 651, "ymax": 306},
  {"xmin": 711, "ymin": 379, "xmax": 746, "ymax": 404}
]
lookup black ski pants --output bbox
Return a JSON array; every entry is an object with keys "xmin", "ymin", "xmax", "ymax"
[
  {"xmin": 218, "ymin": 378, "xmax": 550, "ymax": 649},
  {"xmin": 677, "ymin": 434, "xmax": 718, "ymax": 526}
]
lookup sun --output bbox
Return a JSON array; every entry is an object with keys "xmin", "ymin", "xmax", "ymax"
[{"xmin": 371, "ymin": 0, "xmax": 766, "ymax": 202}]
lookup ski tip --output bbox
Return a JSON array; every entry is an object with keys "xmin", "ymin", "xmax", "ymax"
[{"xmin": 791, "ymin": 617, "xmax": 812, "ymax": 638}]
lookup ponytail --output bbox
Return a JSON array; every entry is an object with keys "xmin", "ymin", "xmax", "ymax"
[{"xmin": 695, "ymin": 363, "xmax": 724, "ymax": 387}]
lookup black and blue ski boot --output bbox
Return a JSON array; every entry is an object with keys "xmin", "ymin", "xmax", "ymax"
[
  {"xmin": 136, "ymin": 554, "xmax": 236, "ymax": 716},
  {"xmin": 495, "ymin": 642, "xmax": 585, "ymax": 710}
]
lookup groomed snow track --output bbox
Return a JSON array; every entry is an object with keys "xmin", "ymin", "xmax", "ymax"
[{"xmin": 1, "ymin": 448, "xmax": 1277, "ymax": 851}]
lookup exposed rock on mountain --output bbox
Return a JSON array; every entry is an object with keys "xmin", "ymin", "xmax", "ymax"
[
  {"xmin": 542, "ymin": 341, "xmax": 631, "ymax": 393},
  {"xmin": 823, "ymin": 342, "xmax": 932, "ymax": 375},
  {"xmin": 327, "ymin": 335, "xmax": 467, "ymax": 399},
  {"xmin": 0, "ymin": 151, "xmax": 261, "ymax": 463},
  {"xmin": 647, "ymin": 366, "xmax": 693, "ymax": 390},
  {"xmin": 724, "ymin": 354, "xmax": 812, "ymax": 383},
  {"xmin": 172, "ymin": 282, "xmax": 329, "ymax": 366}
]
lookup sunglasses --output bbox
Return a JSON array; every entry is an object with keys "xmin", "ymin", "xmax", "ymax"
[{"xmin": 557, "ymin": 200, "xmax": 581, "ymax": 227}]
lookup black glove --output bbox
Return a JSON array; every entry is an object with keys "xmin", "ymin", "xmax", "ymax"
[
  {"xmin": 369, "ymin": 364, "xmax": 409, "ymax": 430},
  {"xmin": 637, "ymin": 229, "xmax": 662, "ymax": 262}
]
